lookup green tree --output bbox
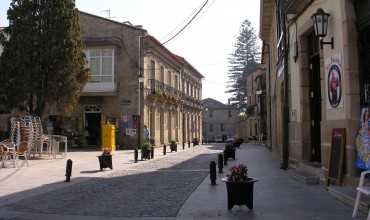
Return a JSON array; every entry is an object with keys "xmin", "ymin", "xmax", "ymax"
[
  {"xmin": 226, "ymin": 19, "xmax": 259, "ymax": 112},
  {"xmin": 0, "ymin": 0, "xmax": 88, "ymax": 116}
]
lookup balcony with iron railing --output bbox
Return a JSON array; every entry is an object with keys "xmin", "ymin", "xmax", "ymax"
[{"xmin": 145, "ymin": 79, "xmax": 182, "ymax": 101}]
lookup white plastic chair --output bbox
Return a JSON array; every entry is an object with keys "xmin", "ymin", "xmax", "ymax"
[{"xmin": 352, "ymin": 170, "xmax": 370, "ymax": 219}]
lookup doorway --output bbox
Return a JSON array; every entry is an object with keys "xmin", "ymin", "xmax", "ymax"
[
  {"xmin": 359, "ymin": 27, "xmax": 370, "ymax": 107},
  {"xmin": 307, "ymin": 32, "xmax": 322, "ymax": 163},
  {"xmin": 85, "ymin": 112, "xmax": 101, "ymax": 147}
]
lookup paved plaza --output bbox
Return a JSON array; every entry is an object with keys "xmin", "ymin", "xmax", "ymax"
[{"xmin": 0, "ymin": 144, "xmax": 367, "ymax": 219}]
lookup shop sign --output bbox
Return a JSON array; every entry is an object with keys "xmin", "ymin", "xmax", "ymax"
[
  {"xmin": 326, "ymin": 54, "xmax": 343, "ymax": 109},
  {"xmin": 356, "ymin": 107, "xmax": 370, "ymax": 170},
  {"xmin": 126, "ymin": 128, "xmax": 137, "ymax": 136}
]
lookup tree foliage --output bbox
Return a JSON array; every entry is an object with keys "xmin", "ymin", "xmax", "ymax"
[
  {"xmin": 226, "ymin": 19, "xmax": 259, "ymax": 112},
  {"xmin": 0, "ymin": 0, "xmax": 88, "ymax": 116}
]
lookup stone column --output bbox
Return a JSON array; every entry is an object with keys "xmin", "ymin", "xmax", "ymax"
[
  {"xmin": 149, "ymin": 105, "xmax": 156, "ymax": 145},
  {"xmin": 168, "ymin": 108, "xmax": 172, "ymax": 142}
]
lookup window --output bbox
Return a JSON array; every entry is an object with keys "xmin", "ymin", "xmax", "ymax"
[
  {"xmin": 209, "ymin": 110, "xmax": 213, "ymax": 118},
  {"xmin": 228, "ymin": 110, "xmax": 232, "ymax": 118},
  {"xmin": 160, "ymin": 66, "xmax": 164, "ymax": 82},
  {"xmin": 84, "ymin": 48, "xmax": 114, "ymax": 82},
  {"xmin": 175, "ymin": 75, "xmax": 179, "ymax": 90},
  {"xmin": 220, "ymin": 123, "xmax": 225, "ymax": 132},
  {"xmin": 209, "ymin": 124, "xmax": 213, "ymax": 132},
  {"xmin": 168, "ymin": 71, "xmax": 172, "ymax": 86},
  {"xmin": 150, "ymin": 60, "xmax": 155, "ymax": 79}
]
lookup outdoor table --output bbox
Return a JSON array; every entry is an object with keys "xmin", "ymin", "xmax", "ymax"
[{"xmin": 47, "ymin": 135, "xmax": 68, "ymax": 158}]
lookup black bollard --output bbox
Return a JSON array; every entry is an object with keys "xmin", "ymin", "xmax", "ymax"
[
  {"xmin": 163, "ymin": 144, "xmax": 167, "ymax": 155},
  {"xmin": 182, "ymin": 142, "xmax": 185, "ymax": 150},
  {"xmin": 65, "ymin": 159, "xmax": 72, "ymax": 182},
  {"xmin": 223, "ymin": 151, "xmax": 228, "ymax": 166},
  {"xmin": 151, "ymin": 147, "xmax": 154, "ymax": 159},
  {"xmin": 218, "ymin": 154, "xmax": 224, "ymax": 174},
  {"xmin": 134, "ymin": 148, "xmax": 138, "ymax": 163},
  {"xmin": 210, "ymin": 161, "xmax": 217, "ymax": 185},
  {"xmin": 188, "ymin": 141, "xmax": 190, "ymax": 148}
]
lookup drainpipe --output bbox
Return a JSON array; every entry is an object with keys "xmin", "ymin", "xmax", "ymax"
[
  {"xmin": 263, "ymin": 43, "xmax": 273, "ymax": 150},
  {"xmin": 281, "ymin": 10, "xmax": 290, "ymax": 170}
]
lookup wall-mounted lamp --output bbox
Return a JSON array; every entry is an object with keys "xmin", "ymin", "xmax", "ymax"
[{"xmin": 311, "ymin": 8, "xmax": 334, "ymax": 49}]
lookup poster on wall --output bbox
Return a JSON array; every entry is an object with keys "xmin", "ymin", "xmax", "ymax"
[
  {"xmin": 326, "ymin": 54, "xmax": 343, "ymax": 109},
  {"xmin": 119, "ymin": 115, "xmax": 136, "ymax": 136},
  {"xmin": 356, "ymin": 107, "xmax": 370, "ymax": 170}
]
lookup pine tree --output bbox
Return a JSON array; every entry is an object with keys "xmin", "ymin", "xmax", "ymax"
[
  {"xmin": 226, "ymin": 19, "xmax": 259, "ymax": 112},
  {"xmin": 0, "ymin": 0, "xmax": 88, "ymax": 116}
]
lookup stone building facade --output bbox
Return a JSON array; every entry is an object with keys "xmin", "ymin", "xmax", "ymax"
[
  {"xmin": 142, "ymin": 36, "xmax": 203, "ymax": 146},
  {"xmin": 260, "ymin": 0, "xmax": 370, "ymax": 185},
  {"xmin": 202, "ymin": 98, "xmax": 238, "ymax": 142},
  {"xmin": 74, "ymin": 11, "xmax": 203, "ymax": 148},
  {"xmin": 240, "ymin": 66, "xmax": 267, "ymax": 140}
]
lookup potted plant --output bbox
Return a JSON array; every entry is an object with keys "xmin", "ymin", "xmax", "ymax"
[
  {"xmin": 141, "ymin": 142, "xmax": 151, "ymax": 160},
  {"xmin": 170, "ymin": 140, "xmax": 177, "ymax": 152},
  {"xmin": 224, "ymin": 143, "xmax": 236, "ymax": 161},
  {"xmin": 97, "ymin": 149, "xmax": 113, "ymax": 170},
  {"xmin": 222, "ymin": 164, "xmax": 257, "ymax": 210},
  {"xmin": 192, "ymin": 138, "xmax": 199, "ymax": 146}
]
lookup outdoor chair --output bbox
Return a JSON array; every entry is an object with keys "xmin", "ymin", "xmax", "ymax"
[
  {"xmin": 352, "ymin": 170, "xmax": 370, "ymax": 219},
  {"xmin": 0, "ymin": 142, "xmax": 9, "ymax": 168},
  {"xmin": 30, "ymin": 117, "xmax": 43, "ymax": 157}
]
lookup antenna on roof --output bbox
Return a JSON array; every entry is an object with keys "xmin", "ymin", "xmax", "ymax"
[{"xmin": 101, "ymin": 9, "xmax": 116, "ymax": 19}]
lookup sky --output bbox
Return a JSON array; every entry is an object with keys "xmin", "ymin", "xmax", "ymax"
[{"xmin": 0, "ymin": 0, "xmax": 261, "ymax": 104}]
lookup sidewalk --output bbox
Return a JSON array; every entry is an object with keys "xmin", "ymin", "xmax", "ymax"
[
  {"xmin": 177, "ymin": 144, "xmax": 367, "ymax": 220},
  {"xmin": 0, "ymin": 144, "xmax": 193, "ymax": 206}
]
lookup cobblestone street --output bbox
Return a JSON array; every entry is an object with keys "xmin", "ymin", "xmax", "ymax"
[{"xmin": 0, "ymin": 145, "xmax": 223, "ymax": 219}]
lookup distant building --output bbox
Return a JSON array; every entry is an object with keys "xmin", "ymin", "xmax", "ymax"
[
  {"xmin": 202, "ymin": 98, "xmax": 238, "ymax": 142},
  {"xmin": 237, "ymin": 66, "xmax": 267, "ymax": 140}
]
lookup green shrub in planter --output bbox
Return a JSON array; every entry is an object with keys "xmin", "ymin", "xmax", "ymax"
[
  {"xmin": 192, "ymin": 138, "xmax": 199, "ymax": 146},
  {"xmin": 141, "ymin": 142, "xmax": 151, "ymax": 160},
  {"xmin": 170, "ymin": 140, "xmax": 177, "ymax": 152}
]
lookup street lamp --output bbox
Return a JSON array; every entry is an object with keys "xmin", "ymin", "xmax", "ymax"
[
  {"xmin": 311, "ymin": 8, "xmax": 334, "ymax": 49},
  {"xmin": 137, "ymin": 74, "xmax": 144, "ymax": 148}
]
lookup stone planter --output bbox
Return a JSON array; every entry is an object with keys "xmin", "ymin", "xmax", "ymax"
[
  {"xmin": 141, "ymin": 149, "xmax": 151, "ymax": 160},
  {"xmin": 192, "ymin": 139, "xmax": 199, "ymax": 146},
  {"xmin": 224, "ymin": 145, "xmax": 235, "ymax": 160},
  {"xmin": 97, "ymin": 155, "xmax": 113, "ymax": 170},
  {"xmin": 170, "ymin": 143, "xmax": 177, "ymax": 152},
  {"xmin": 223, "ymin": 178, "xmax": 257, "ymax": 210}
]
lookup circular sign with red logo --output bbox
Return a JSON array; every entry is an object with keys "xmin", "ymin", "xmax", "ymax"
[{"xmin": 327, "ymin": 64, "xmax": 342, "ymax": 108}]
